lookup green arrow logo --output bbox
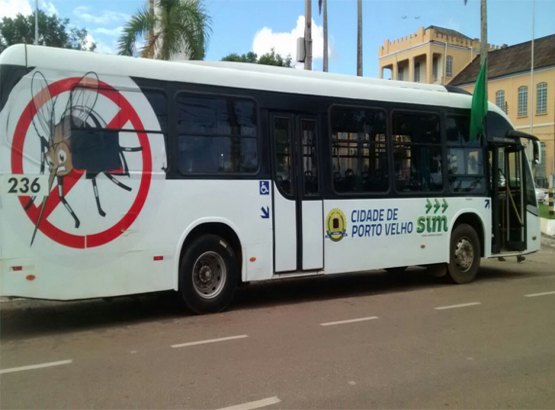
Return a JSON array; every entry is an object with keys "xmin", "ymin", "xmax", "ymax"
[
  {"xmin": 425, "ymin": 199, "xmax": 432, "ymax": 214},
  {"xmin": 442, "ymin": 199, "xmax": 448, "ymax": 213},
  {"xmin": 433, "ymin": 199, "xmax": 441, "ymax": 213}
]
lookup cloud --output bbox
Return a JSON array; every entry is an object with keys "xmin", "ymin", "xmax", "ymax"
[
  {"xmin": 0, "ymin": 0, "xmax": 58, "ymax": 19},
  {"xmin": 94, "ymin": 40, "xmax": 116, "ymax": 55},
  {"xmin": 94, "ymin": 26, "xmax": 124, "ymax": 37},
  {"xmin": 73, "ymin": 6, "xmax": 129, "ymax": 26},
  {"xmin": 252, "ymin": 16, "xmax": 330, "ymax": 68},
  {"xmin": 39, "ymin": 0, "xmax": 58, "ymax": 16},
  {"xmin": 0, "ymin": 0, "xmax": 32, "ymax": 18}
]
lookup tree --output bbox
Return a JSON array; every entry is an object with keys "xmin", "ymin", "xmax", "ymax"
[
  {"xmin": 118, "ymin": 0, "xmax": 211, "ymax": 60},
  {"xmin": 221, "ymin": 49, "xmax": 292, "ymax": 67},
  {"xmin": 0, "ymin": 11, "xmax": 95, "ymax": 53},
  {"xmin": 221, "ymin": 51, "xmax": 258, "ymax": 64}
]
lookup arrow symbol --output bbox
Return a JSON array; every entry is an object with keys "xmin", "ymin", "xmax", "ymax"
[
  {"xmin": 260, "ymin": 206, "xmax": 270, "ymax": 219},
  {"xmin": 433, "ymin": 199, "xmax": 441, "ymax": 213},
  {"xmin": 441, "ymin": 199, "xmax": 448, "ymax": 213},
  {"xmin": 425, "ymin": 199, "xmax": 432, "ymax": 214}
]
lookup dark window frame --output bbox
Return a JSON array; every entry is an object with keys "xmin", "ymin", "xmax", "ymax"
[
  {"xmin": 174, "ymin": 91, "xmax": 260, "ymax": 177},
  {"xmin": 328, "ymin": 104, "xmax": 390, "ymax": 196},
  {"xmin": 391, "ymin": 109, "xmax": 444, "ymax": 194}
]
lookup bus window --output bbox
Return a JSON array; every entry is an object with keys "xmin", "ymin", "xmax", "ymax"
[
  {"xmin": 446, "ymin": 115, "xmax": 485, "ymax": 194},
  {"xmin": 392, "ymin": 111, "xmax": 442, "ymax": 192},
  {"xmin": 301, "ymin": 119, "xmax": 319, "ymax": 195},
  {"xmin": 273, "ymin": 116, "xmax": 294, "ymax": 196},
  {"xmin": 330, "ymin": 106, "xmax": 388, "ymax": 193},
  {"xmin": 176, "ymin": 94, "xmax": 258, "ymax": 175}
]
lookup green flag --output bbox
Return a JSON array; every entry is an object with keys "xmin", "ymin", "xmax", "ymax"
[{"xmin": 469, "ymin": 59, "xmax": 488, "ymax": 142}]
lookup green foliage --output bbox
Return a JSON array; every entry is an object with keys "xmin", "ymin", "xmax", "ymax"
[
  {"xmin": 539, "ymin": 203, "xmax": 555, "ymax": 220},
  {"xmin": 0, "ymin": 11, "xmax": 95, "ymax": 53},
  {"xmin": 221, "ymin": 51, "xmax": 258, "ymax": 64},
  {"xmin": 221, "ymin": 49, "xmax": 292, "ymax": 67},
  {"xmin": 118, "ymin": 0, "xmax": 211, "ymax": 60}
]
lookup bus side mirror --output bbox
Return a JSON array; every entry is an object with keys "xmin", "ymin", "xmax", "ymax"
[{"xmin": 533, "ymin": 140, "xmax": 541, "ymax": 165}]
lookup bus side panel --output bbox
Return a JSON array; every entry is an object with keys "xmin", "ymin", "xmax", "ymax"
[
  {"xmin": 169, "ymin": 180, "xmax": 274, "ymax": 287},
  {"xmin": 322, "ymin": 197, "xmax": 490, "ymax": 274},
  {"xmin": 527, "ymin": 209, "xmax": 541, "ymax": 254},
  {"xmin": 1, "ymin": 62, "xmax": 274, "ymax": 300}
]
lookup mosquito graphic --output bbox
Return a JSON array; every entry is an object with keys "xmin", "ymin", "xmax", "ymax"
[{"xmin": 27, "ymin": 71, "xmax": 142, "ymax": 245}]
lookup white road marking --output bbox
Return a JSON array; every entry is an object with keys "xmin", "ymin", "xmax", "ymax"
[
  {"xmin": 434, "ymin": 302, "xmax": 481, "ymax": 311},
  {"xmin": 524, "ymin": 290, "xmax": 555, "ymax": 298},
  {"xmin": 171, "ymin": 334, "xmax": 248, "ymax": 349},
  {"xmin": 320, "ymin": 316, "xmax": 378, "ymax": 327},
  {"xmin": 217, "ymin": 396, "xmax": 281, "ymax": 410},
  {"xmin": 0, "ymin": 359, "xmax": 73, "ymax": 375}
]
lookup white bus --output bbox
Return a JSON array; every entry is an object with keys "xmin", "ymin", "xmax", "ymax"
[{"xmin": 0, "ymin": 45, "xmax": 542, "ymax": 313}]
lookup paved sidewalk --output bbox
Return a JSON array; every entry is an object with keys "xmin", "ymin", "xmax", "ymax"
[{"xmin": 541, "ymin": 233, "xmax": 555, "ymax": 248}]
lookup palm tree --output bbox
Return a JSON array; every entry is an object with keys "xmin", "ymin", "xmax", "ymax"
[{"xmin": 118, "ymin": 0, "xmax": 211, "ymax": 60}]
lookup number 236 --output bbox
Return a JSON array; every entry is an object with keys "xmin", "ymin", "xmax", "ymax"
[{"xmin": 7, "ymin": 176, "xmax": 43, "ymax": 195}]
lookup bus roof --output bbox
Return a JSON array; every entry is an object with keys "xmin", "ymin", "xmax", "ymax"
[{"xmin": 1, "ymin": 44, "xmax": 505, "ymax": 116}]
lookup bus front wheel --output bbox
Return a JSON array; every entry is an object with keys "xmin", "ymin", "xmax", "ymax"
[
  {"xmin": 448, "ymin": 224, "xmax": 480, "ymax": 284},
  {"xmin": 179, "ymin": 234, "xmax": 238, "ymax": 314}
]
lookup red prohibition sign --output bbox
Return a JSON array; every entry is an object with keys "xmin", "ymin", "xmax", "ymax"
[{"xmin": 11, "ymin": 77, "xmax": 153, "ymax": 248}]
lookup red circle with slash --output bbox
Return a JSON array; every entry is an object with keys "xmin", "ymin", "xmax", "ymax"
[{"xmin": 11, "ymin": 77, "xmax": 152, "ymax": 248}]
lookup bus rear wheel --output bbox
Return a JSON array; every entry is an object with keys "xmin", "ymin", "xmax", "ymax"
[
  {"xmin": 179, "ymin": 234, "xmax": 238, "ymax": 314},
  {"xmin": 448, "ymin": 224, "xmax": 480, "ymax": 284}
]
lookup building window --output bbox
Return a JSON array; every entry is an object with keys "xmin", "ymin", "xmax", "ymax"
[
  {"xmin": 536, "ymin": 82, "xmax": 547, "ymax": 115},
  {"xmin": 495, "ymin": 90, "xmax": 506, "ymax": 113},
  {"xmin": 414, "ymin": 62, "xmax": 420, "ymax": 82},
  {"xmin": 517, "ymin": 86, "xmax": 528, "ymax": 117},
  {"xmin": 446, "ymin": 56, "xmax": 453, "ymax": 77}
]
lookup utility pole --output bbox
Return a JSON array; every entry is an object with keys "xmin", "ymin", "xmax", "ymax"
[
  {"xmin": 304, "ymin": 0, "xmax": 312, "ymax": 70},
  {"xmin": 480, "ymin": 0, "xmax": 487, "ymax": 66},
  {"xmin": 357, "ymin": 0, "xmax": 363, "ymax": 76},
  {"xmin": 34, "ymin": 0, "xmax": 38, "ymax": 45},
  {"xmin": 322, "ymin": 0, "xmax": 328, "ymax": 72}
]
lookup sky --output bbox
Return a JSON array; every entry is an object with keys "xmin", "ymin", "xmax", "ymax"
[{"xmin": 1, "ymin": 0, "xmax": 554, "ymax": 77}]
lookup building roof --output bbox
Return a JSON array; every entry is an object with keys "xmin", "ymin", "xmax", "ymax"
[
  {"xmin": 449, "ymin": 34, "xmax": 555, "ymax": 86},
  {"xmin": 426, "ymin": 25, "xmax": 474, "ymax": 41}
]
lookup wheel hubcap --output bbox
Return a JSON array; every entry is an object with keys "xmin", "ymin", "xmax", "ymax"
[
  {"xmin": 454, "ymin": 237, "xmax": 474, "ymax": 272},
  {"xmin": 192, "ymin": 251, "xmax": 226, "ymax": 299}
]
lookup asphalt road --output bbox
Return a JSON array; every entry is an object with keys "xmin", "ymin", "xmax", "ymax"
[{"xmin": 1, "ymin": 239, "xmax": 554, "ymax": 409}]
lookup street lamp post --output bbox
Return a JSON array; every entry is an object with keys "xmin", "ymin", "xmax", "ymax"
[{"xmin": 34, "ymin": 0, "xmax": 38, "ymax": 45}]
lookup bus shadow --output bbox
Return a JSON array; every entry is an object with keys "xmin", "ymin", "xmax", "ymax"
[
  {"xmin": 0, "ymin": 264, "xmax": 537, "ymax": 340},
  {"xmin": 233, "ymin": 263, "xmax": 534, "ymax": 311},
  {"xmin": 0, "ymin": 292, "xmax": 186, "ymax": 341}
]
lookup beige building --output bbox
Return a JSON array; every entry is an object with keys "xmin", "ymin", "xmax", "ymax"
[
  {"xmin": 450, "ymin": 34, "xmax": 555, "ymax": 188},
  {"xmin": 379, "ymin": 27, "xmax": 555, "ymax": 188},
  {"xmin": 378, "ymin": 26, "xmax": 488, "ymax": 84}
]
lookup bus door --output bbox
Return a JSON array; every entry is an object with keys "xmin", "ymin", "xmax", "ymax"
[
  {"xmin": 490, "ymin": 144, "xmax": 526, "ymax": 253},
  {"xmin": 271, "ymin": 113, "xmax": 324, "ymax": 273}
]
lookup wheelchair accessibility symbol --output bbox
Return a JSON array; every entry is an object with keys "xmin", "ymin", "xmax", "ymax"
[{"xmin": 259, "ymin": 180, "xmax": 270, "ymax": 195}]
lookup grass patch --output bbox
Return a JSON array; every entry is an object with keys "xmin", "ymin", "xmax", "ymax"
[{"xmin": 539, "ymin": 203, "xmax": 555, "ymax": 219}]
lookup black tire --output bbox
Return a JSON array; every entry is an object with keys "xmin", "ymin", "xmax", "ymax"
[
  {"xmin": 447, "ymin": 224, "xmax": 481, "ymax": 284},
  {"xmin": 179, "ymin": 234, "xmax": 238, "ymax": 314}
]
